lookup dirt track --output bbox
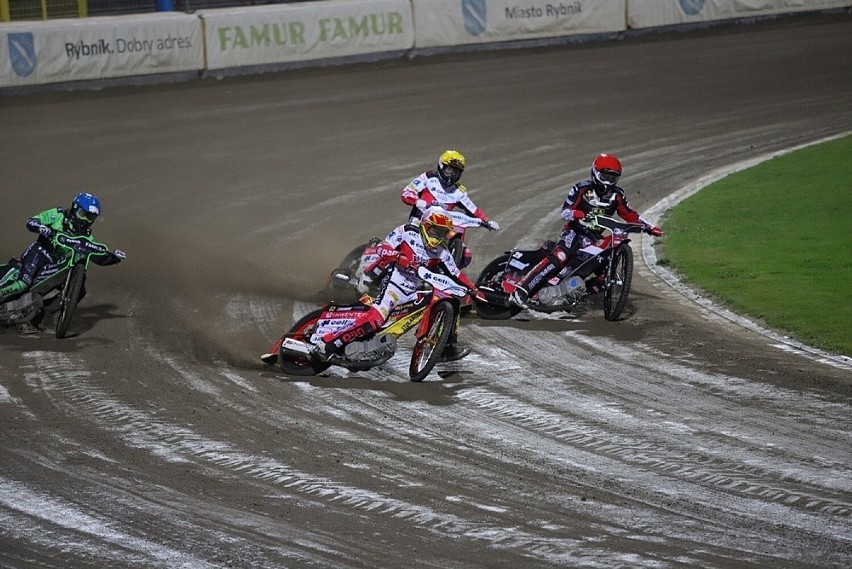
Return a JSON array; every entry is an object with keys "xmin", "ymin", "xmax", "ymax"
[{"xmin": 1, "ymin": 14, "xmax": 851, "ymax": 569}]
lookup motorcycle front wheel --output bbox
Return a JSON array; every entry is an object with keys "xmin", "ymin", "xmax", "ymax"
[
  {"xmin": 409, "ymin": 300, "xmax": 455, "ymax": 382},
  {"xmin": 473, "ymin": 254, "xmax": 522, "ymax": 320},
  {"xmin": 55, "ymin": 264, "xmax": 85, "ymax": 339},
  {"xmin": 603, "ymin": 244, "xmax": 634, "ymax": 321},
  {"xmin": 279, "ymin": 308, "xmax": 332, "ymax": 376}
]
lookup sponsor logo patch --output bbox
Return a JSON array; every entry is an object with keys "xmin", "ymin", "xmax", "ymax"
[
  {"xmin": 679, "ymin": 0, "xmax": 705, "ymax": 16},
  {"xmin": 462, "ymin": 0, "xmax": 486, "ymax": 37},
  {"xmin": 8, "ymin": 32, "xmax": 36, "ymax": 78}
]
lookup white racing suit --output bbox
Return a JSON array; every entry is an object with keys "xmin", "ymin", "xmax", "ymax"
[{"xmin": 319, "ymin": 223, "xmax": 476, "ymax": 355}]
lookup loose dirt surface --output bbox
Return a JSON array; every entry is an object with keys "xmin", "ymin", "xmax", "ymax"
[{"xmin": 1, "ymin": 14, "xmax": 850, "ymax": 569}]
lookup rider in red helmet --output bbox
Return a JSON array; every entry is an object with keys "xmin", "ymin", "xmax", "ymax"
[{"xmin": 509, "ymin": 154, "xmax": 663, "ymax": 308}]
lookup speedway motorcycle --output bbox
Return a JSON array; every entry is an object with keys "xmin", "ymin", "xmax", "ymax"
[
  {"xmin": 326, "ymin": 208, "xmax": 494, "ymax": 297},
  {"xmin": 263, "ymin": 266, "xmax": 469, "ymax": 382},
  {"xmin": 474, "ymin": 215, "xmax": 652, "ymax": 321},
  {"xmin": 0, "ymin": 232, "xmax": 115, "ymax": 338}
]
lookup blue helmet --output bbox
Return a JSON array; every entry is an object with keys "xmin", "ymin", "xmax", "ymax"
[{"xmin": 70, "ymin": 192, "xmax": 101, "ymax": 231}]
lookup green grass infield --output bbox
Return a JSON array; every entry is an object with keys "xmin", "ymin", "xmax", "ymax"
[{"xmin": 658, "ymin": 134, "xmax": 851, "ymax": 357}]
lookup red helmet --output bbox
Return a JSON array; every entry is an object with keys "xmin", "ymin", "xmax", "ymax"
[{"xmin": 591, "ymin": 154, "xmax": 622, "ymax": 189}]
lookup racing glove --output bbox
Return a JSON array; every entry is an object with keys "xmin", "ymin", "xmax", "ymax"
[
  {"xmin": 647, "ymin": 226, "xmax": 663, "ymax": 236},
  {"xmin": 397, "ymin": 250, "xmax": 415, "ymax": 270},
  {"xmin": 38, "ymin": 225, "xmax": 54, "ymax": 238},
  {"xmin": 375, "ymin": 243, "xmax": 399, "ymax": 268},
  {"xmin": 415, "ymin": 197, "xmax": 439, "ymax": 210},
  {"xmin": 112, "ymin": 249, "xmax": 127, "ymax": 261},
  {"xmin": 570, "ymin": 209, "xmax": 585, "ymax": 220},
  {"xmin": 484, "ymin": 220, "xmax": 501, "ymax": 231}
]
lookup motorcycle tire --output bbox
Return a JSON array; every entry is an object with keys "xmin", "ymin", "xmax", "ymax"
[
  {"xmin": 409, "ymin": 300, "xmax": 455, "ymax": 382},
  {"xmin": 55, "ymin": 264, "xmax": 85, "ymax": 339},
  {"xmin": 279, "ymin": 308, "xmax": 332, "ymax": 376},
  {"xmin": 448, "ymin": 236, "xmax": 464, "ymax": 268},
  {"xmin": 473, "ymin": 254, "xmax": 522, "ymax": 320},
  {"xmin": 329, "ymin": 241, "xmax": 372, "ymax": 289},
  {"xmin": 603, "ymin": 243, "xmax": 633, "ymax": 321}
]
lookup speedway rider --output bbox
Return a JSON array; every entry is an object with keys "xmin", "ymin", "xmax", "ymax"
[
  {"xmin": 313, "ymin": 208, "xmax": 485, "ymax": 363},
  {"xmin": 401, "ymin": 150, "xmax": 500, "ymax": 270},
  {"xmin": 0, "ymin": 193, "xmax": 126, "ymax": 305},
  {"xmin": 509, "ymin": 154, "xmax": 663, "ymax": 308}
]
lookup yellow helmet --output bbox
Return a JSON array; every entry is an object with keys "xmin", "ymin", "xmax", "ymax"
[
  {"xmin": 420, "ymin": 209, "xmax": 455, "ymax": 250},
  {"xmin": 437, "ymin": 150, "xmax": 465, "ymax": 185}
]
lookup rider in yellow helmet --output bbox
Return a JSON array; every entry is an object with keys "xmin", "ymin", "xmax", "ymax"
[{"xmin": 400, "ymin": 149, "xmax": 500, "ymax": 250}]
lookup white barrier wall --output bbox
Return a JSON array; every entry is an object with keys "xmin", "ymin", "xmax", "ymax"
[
  {"xmin": 201, "ymin": 0, "xmax": 414, "ymax": 71},
  {"xmin": 2, "ymin": 0, "xmax": 848, "ymax": 88},
  {"xmin": 628, "ymin": 0, "xmax": 851, "ymax": 29},
  {"xmin": 0, "ymin": 13, "xmax": 202, "ymax": 88},
  {"xmin": 413, "ymin": 0, "xmax": 626, "ymax": 49}
]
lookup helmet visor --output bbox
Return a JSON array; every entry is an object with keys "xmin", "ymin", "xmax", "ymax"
[
  {"xmin": 441, "ymin": 165, "xmax": 462, "ymax": 183},
  {"xmin": 425, "ymin": 223, "xmax": 451, "ymax": 242},
  {"xmin": 422, "ymin": 223, "xmax": 452, "ymax": 249},
  {"xmin": 75, "ymin": 208, "xmax": 98, "ymax": 225},
  {"xmin": 598, "ymin": 169, "xmax": 620, "ymax": 185}
]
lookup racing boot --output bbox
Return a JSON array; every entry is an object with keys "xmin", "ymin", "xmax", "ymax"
[
  {"xmin": 440, "ymin": 343, "xmax": 471, "ymax": 362},
  {"xmin": 260, "ymin": 336, "xmax": 284, "ymax": 365},
  {"xmin": 310, "ymin": 341, "xmax": 339, "ymax": 362},
  {"xmin": 586, "ymin": 273, "xmax": 607, "ymax": 295},
  {"xmin": 508, "ymin": 285, "xmax": 529, "ymax": 308},
  {"xmin": 0, "ymin": 279, "xmax": 26, "ymax": 306},
  {"xmin": 508, "ymin": 252, "xmax": 564, "ymax": 308}
]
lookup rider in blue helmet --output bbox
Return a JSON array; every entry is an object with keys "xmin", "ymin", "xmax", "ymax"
[
  {"xmin": 69, "ymin": 192, "xmax": 101, "ymax": 233},
  {"xmin": 0, "ymin": 193, "xmax": 126, "ymax": 305}
]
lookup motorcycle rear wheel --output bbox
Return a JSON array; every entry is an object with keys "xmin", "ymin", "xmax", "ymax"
[
  {"xmin": 409, "ymin": 300, "xmax": 455, "ymax": 382},
  {"xmin": 334, "ymin": 239, "xmax": 382, "ymax": 286},
  {"xmin": 279, "ymin": 308, "xmax": 332, "ymax": 376},
  {"xmin": 473, "ymin": 254, "xmax": 522, "ymax": 320},
  {"xmin": 603, "ymin": 244, "xmax": 633, "ymax": 321},
  {"xmin": 55, "ymin": 264, "xmax": 85, "ymax": 339}
]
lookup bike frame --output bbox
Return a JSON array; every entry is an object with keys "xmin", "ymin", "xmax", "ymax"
[
  {"xmin": 1, "ymin": 233, "xmax": 107, "ymax": 298},
  {"xmin": 313, "ymin": 269, "xmax": 464, "ymax": 343}
]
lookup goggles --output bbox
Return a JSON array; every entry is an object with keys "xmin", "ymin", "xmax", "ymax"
[
  {"xmin": 442, "ymin": 165, "xmax": 462, "ymax": 180},
  {"xmin": 75, "ymin": 208, "xmax": 98, "ymax": 224},
  {"xmin": 425, "ymin": 223, "xmax": 452, "ymax": 242},
  {"xmin": 598, "ymin": 170, "xmax": 620, "ymax": 185}
]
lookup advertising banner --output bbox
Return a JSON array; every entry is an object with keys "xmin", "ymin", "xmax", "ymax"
[
  {"xmin": 202, "ymin": 0, "xmax": 414, "ymax": 71},
  {"xmin": 628, "ymin": 0, "xmax": 852, "ymax": 29},
  {"xmin": 413, "ymin": 0, "xmax": 626, "ymax": 49},
  {"xmin": 0, "ymin": 13, "xmax": 203, "ymax": 88}
]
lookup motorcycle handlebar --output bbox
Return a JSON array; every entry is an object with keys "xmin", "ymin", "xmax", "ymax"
[
  {"xmin": 54, "ymin": 233, "xmax": 109, "ymax": 255},
  {"xmin": 583, "ymin": 215, "xmax": 646, "ymax": 234}
]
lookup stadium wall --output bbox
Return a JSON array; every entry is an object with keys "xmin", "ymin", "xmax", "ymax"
[{"xmin": 1, "ymin": 0, "xmax": 849, "ymax": 90}]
